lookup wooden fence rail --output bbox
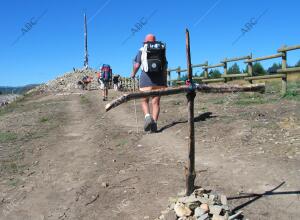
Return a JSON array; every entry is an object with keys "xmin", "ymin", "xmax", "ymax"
[{"xmin": 165, "ymin": 43, "xmax": 300, "ymax": 95}]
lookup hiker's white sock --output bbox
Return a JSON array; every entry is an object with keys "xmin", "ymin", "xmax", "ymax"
[{"xmin": 145, "ymin": 113, "xmax": 151, "ymax": 119}]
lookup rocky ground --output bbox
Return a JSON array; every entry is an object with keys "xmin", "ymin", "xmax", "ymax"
[{"xmin": 0, "ymin": 80, "xmax": 299, "ymax": 220}]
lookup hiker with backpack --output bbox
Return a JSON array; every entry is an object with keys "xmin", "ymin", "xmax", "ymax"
[
  {"xmin": 98, "ymin": 64, "xmax": 112, "ymax": 101},
  {"xmin": 112, "ymin": 74, "xmax": 120, "ymax": 91},
  {"xmin": 130, "ymin": 34, "xmax": 168, "ymax": 133},
  {"xmin": 78, "ymin": 75, "xmax": 93, "ymax": 90}
]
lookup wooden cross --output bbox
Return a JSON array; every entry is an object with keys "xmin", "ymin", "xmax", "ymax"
[{"xmin": 105, "ymin": 29, "xmax": 265, "ymax": 196}]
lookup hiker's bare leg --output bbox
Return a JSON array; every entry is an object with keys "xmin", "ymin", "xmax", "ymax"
[
  {"xmin": 152, "ymin": 96, "xmax": 160, "ymax": 121},
  {"xmin": 141, "ymin": 97, "xmax": 150, "ymax": 115},
  {"xmin": 105, "ymin": 88, "xmax": 108, "ymax": 98}
]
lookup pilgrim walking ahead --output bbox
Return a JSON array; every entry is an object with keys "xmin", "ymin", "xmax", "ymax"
[{"xmin": 130, "ymin": 34, "xmax": 168, "ymax": 133}]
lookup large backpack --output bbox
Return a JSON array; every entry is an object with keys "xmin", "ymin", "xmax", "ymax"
[
  {"xmin": 144, "ymin": 41, "xmax": 166, "ymax": 73},
  {"xmin": 101, "ymin": 64, "xmax": 112, "ymax": 81}
]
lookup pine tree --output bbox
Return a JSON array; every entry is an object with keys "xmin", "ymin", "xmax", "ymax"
[
  {"xmin": 253, "ymin": 62, "xmax": 266, "ymax": 76},
  {"xmin": 227, "ymin": 63, "xmax": 241, "ymax": 75},
  {"xmin": 267, "ymin": 63, "xmax": 281, "ymax": 74}
]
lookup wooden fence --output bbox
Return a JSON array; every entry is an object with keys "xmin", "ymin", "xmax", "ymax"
[
  {"xmin": 167, "ymin": 44, "xmax": 300, "ymax": 95},
  {"xmin": 118, "ymin": 76, "xmax": 140, "ymax": 92},
  {"xmin": 116, "ymin": 44, "xmax": 300, "ymax": 95}
]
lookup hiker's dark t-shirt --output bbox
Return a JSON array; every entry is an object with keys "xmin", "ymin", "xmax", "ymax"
[
  {"xmin": 113, "ymin": 76, "xmax": 119, "ymax": 84},
  {"xmin": 134, "ymin": 49, "xmax": 167, "ymax": 88}
]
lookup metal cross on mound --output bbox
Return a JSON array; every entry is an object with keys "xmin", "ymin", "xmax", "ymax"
[{"xmin": 105, "ymin": 29, "xmax": 265, "ymax": 196}]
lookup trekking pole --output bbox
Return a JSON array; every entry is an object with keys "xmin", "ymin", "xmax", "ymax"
[
  {"xmin": 132, "ymin": 60, "xmax": 139, "ymax": 133},
  {"xmin": 133, "ymin": 95, "xmax": 139, "ymax": 133}
]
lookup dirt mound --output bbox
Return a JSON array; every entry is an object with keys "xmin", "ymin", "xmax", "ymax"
[{"xmin": 32, "ymin": 68, "xmax": 100, "ymax": 93}]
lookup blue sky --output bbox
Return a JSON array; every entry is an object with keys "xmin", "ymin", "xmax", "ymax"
[{"xmin": 0, "ymin": 0, "xmax": 299, "ymax": 86}]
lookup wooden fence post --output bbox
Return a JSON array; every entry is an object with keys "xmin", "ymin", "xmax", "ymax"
[
  {"xmin": 167, "ymin": 71, "xmax": 171, "ymax": 86},
  {"xmin": 281, "ymin": 51, "xmax": 287, "ymax": 95},
  {"xmin": 223, "ymin": 60, "xmax": 228, "ymax": 83},
  {"xmin": 247, "ymin": 61, "xmax": 253, "ymax": 84},
  {"xmin": 204, "ymin": 67, "xmax": 208, "ymax": 79},
  {"xmin": 177, "ymin": 67, "xmax": 181, "ymax": 80}
]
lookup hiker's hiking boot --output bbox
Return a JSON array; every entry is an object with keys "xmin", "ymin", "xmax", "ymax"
[
  {"xmin": 144, "ymin": 115, "xmax": 153, "ymax": 132},
  {"xmin": 150, "ymin": 121, "xmax": 157, "ymax": 133}
]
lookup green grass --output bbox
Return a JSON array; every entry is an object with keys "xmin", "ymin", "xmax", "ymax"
[
  {"xmin": 213, "ymin": 99, "xmax": 225, "ymax": 105},
  {"xmin": 39, "ymin": 117, "xmax": 49, "ymax": 123},
  {"xmin": 8, "ymin": 178, "xmax": 21, "ymax": 187},
  {"xmin": 0, "ymin": 132, "xmax": 18, "ymax": 142},
  {"xmin": 265, "ymin": 80, "xmax": 299, "ymax": 101},
  {"xmin": 3, "ymin": 162, "xmax": 18, "ymax": 174},
  {"xmin": 283, "ymin": 81, "xmax": 300, "ymax": 101},
  {"xmin": 265, "ymin": 81, "xmax": 282, "ymax": 94},
  {"xmin": 0, "ymin": 95, "xmax": 27, "ymax": 117},
  {"xmin": 80, "ymin": 95, "xmax": 90, "ymax": 104},
  {"xmin": 0, "ymin": 161, "xmax": 26, "ymax": 174},
  {"xmin": 234, "ymin": 93, "xmax": 275, "ymax": 106}
]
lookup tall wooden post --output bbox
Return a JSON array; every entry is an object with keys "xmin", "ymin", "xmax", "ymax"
[
  {"xmin": 185, "ymin": 29, "xmax": 196, "ymax": 196},
  {"xmin": 281, "ymin": 51, "xmax": 287, "ymax": 95},
  {"xmin": 84, "ymin": 14, "xmax": 89, "ymax": 69}
]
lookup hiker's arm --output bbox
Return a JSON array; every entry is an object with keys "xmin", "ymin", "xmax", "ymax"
[
  {"xmin": 131, "ymin": 62, "xmax": 140, "ymax": 78},
  {"xmin": 131, "ymin": 51, "xmax": 142, "ymax": 78}
]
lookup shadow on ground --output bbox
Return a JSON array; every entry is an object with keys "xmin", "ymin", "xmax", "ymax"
[
  {"xmin": 228, "ymin": 181, "xmax": 300, "ymax": 213},
  {"xmin": 157, "ymin": 112, "xmax": 215, "ymax": 133}
]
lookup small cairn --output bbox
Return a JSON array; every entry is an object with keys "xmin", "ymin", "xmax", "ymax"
[{"xmin": 156, "ymin": 188, "xmax": 243, "ymax": 220}]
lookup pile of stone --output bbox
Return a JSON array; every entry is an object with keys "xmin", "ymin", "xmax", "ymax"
[
  {"xmin": 32, "ymin": 68, "xmax": 100, "ymax": 93},
  {"xmin": 156, "ymin": 188, "xmax": 243, "ymax": 220}
]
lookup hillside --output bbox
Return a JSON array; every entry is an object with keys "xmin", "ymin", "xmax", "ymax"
[{"xmin": 0, "ymin": 80, "xmax": 299, "ymax": 219}]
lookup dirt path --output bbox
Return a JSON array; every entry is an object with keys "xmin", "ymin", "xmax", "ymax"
[{"xmin": 0, "ymin": 89, "xmax": 299, "ymax": 219}]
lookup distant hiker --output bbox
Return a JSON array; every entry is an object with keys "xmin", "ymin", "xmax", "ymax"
[
  {"xmin": 78, "ymin": 75, "xmax": 93, "ymax": 90},
  {"xmin": 98, "ymin": 64, "xmax": 112, "ymax": 101},
  {"xmin": 130, "ymin": 34, "xmax": 168, "ymax": 133},
  {"xmin": 113, "ymin": 75, "xmax": 120, "ymax": 91}
]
